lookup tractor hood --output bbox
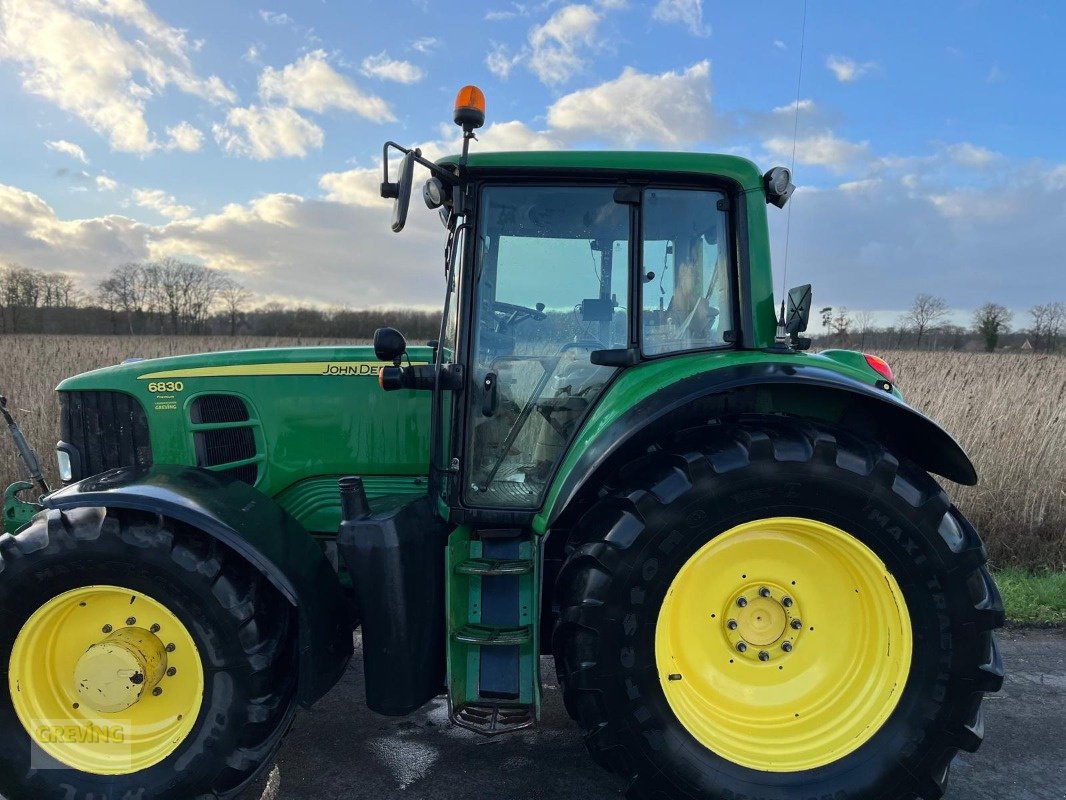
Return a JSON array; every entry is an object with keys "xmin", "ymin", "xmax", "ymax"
[{"xmin": 51, "ymin": 345, "xmax": 434, "ymax": 534}]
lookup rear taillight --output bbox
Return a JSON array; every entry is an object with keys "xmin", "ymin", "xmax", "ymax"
[{"xmin": 863, "ymin": 354, "xmax": 894, "ymax": 383}]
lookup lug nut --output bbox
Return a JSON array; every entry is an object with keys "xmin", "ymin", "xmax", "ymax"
[
  {"xmin": 166, "ymin": 643, "xmax": 176, "ymax": 653},
  {"xmin": 727, "ymin": 619, "xmax": 738, "ymax": 630},
  {"xmin": 149, "ymin": 623, "xmax": 161, "ymax": 634},
  {"xmin": 152, "ymin": 687, "xmax": 163, "ymax": 697},
  {"xmin": 782, "ymin": 597, "xmax": 793, "ymax": 608},
  {"xmin": 167, "ymin": 667, "xmax": 177, "ymax": 677},
  {"xmin": 791, "ymin": 619, "xmax": 803, "ymax": 630},
  {"xmin": 758, "ymin": 651, "xmax": 770, "ymax": 661},
  {"xmin": 737, "ymin": 597, "xmax": 748, "ymax": 608},
  {"xmin": 126, "ymin": 617, "xmax": 136, "ymax": 626},
  {"xmin": 759, "ymin": 587, "xmax": 771, "ymax": 598},
  {"xmin": 736, "ymin": 642, "xmax": 748, "ymax": 653},
  {"xmin": 101, "ymin": 624, "xmax": 113, "ymax": 634},
  {"xmin": 782, "ymin": 642, "xmax": 793, "ymax": 653}
]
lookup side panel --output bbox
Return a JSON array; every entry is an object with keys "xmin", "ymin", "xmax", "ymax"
[
  {"xmin": 56, "ymin": 346, "xmax": 434, "ymax": 514},
  {"xmin": 43, "ymin": 464, "xmax": 353, "ymax": 705},
  {"xmin": 534, "ymin": 352, "xmax": 977, "ymax": 532}
]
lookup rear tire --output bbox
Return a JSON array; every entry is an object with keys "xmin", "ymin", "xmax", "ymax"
[
  {"xmin": 0, "ymin": 506, "xmax": 297, "ymax": 800},
  {"xmin": 553, "ymin": 416, "xmax": 1004, "ymax": 800}
]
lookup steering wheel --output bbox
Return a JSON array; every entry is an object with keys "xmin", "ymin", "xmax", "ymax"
[{"xmin": 492, "ymin": 300, "xmax": 546, "ymax": 329}]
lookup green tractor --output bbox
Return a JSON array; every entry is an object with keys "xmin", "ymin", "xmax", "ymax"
[{"xmin": 0, "ymin": 86, "xmax": 1002, "ymax": 800}]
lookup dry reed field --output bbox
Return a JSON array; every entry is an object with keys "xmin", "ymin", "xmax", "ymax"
[{"xmin": 0, "ymin": 336, "xmax": 1063, "ymax": 569}]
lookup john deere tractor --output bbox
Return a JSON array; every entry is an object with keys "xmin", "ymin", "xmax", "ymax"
[{"xmin": 0, "ymin": 86, "xmax": 1003, "ymax": 800}]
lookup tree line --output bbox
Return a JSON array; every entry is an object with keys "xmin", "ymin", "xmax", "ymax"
[
  {"xmin": 812, "ymin": 293, "xmax": 1064, "ymax": 352},
  {"xmin": 0, "ymin": 261, "xmax": 441, "ymax": 341},
  {"xmin": 1, "ymin": 263, "xmax": 1062, "ymax": 352}
]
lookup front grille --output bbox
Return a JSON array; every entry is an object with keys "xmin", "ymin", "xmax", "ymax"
[{"xmin": 60, "ymin": 391, "xmax": 152, "ymax": 479}]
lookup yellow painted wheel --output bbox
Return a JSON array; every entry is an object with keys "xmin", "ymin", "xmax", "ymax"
[
  {"xmin": 655, "ymin": 517, "xmax": 912, "ymax": 772},
  {"xmin": 8, "ymin": 585, "xmax": 204, "ymax": 775}
]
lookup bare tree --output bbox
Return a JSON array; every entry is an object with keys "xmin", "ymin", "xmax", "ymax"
[
  {"xmin": 218, "ymin": 278, "xmax": 253, "ymax": 336},
  {"xmin": 1029, "ymin": 302, "xmax": 1065, "ymax": 352},
  {"xmin": 901, "ymin": 294, "xmax": 950, "ymax": 349},
  {"xmin": 830, "ymin": 307, "xmax": 851, "ymax": 344},
  {"xmin": 972, "ymin": 303, "xmax": 1013, "ymax": 352},
  {"xmin": 1, "ymin": 264, "xmax": 43, "ymax": 333},
  {"xmin": 852, "ymin": 309, "xmax": 877, "ymax": 349}
]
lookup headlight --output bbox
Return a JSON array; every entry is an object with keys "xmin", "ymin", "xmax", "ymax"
[{"xmin": 56, "ymin": 448, "xmax": 73, "ymax": 482}]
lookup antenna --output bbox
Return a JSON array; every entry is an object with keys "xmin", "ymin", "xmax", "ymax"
[{"xmin": 779, "ymin": 0, "xmax": 809, "ymax": 308}]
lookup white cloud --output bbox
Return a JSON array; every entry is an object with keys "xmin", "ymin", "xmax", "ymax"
[
  {"xmin": 651, "ymin": 0, "xmax": 710, "ymax": 37},
  {"xmin": 764, "ymin": 132, "xmax": 870, "ymax": 172},
  {"xmin": 826, "ymin": 55, "xmax": 878, "ymax": 83},
  {"xmin": 0, "ymin": 183, "xmax": 150, "ymax": 273},
  {"xmin": 165, "ymin": 122, "xmax": 204, "ymax": 152},
  {"xmin": 528, "ymin": 4, "xmax": 602, "ymax": 85},
  {"xmin": 409, "ymin": 37, "xmax": 438, "ymax": 54},
  {"xmin": 772, "ymin": 98, "xmax": 814, "ymax": 115},
  {"xmin": 244, "ymin": 44, "xmax": 261, "ymax": 63},
  {"xmin": 258, "ymin": 50, "xmax": 394, "ymax": 120},
  {"xmin": 945, "ymin": 142, "xmax": 999, "ymax": 169},
  {"xmin": 773, "ymin": 39, "xmax": 786, "ymax": 50},
  {"xmin": 212, "ymin": 106, "xmax": 324, "ymax": 160},
  {"xmin": 486, "ymin": 42, "xmax": 522, "ymax": 79},
  {"xmin": 45, "ymin": 139, "xmax": 88, "ymax": 163},
  {"xmin": 132, "ymin": 188, "xmax": 193, "ymax": 220},
  {"xmin": 548, "ymin": 61, "xmax": 714, "ymax": 146},
  {"xmin": 95, "ymin": 175, "xmax": 118, "ymax": 191},
  {"xmin": 259, "ymin": 10, "xmax": 292, "ymax": 26},
  {"xmin": 319, "ymin": 166, "xmax": 387, "ymax": 208},
  {"xmin": 0, "ymin": 0, "xmax": 234, "ymax": 154},
  {"xmin": 360, "ymin": 52, "xmax": 424, "ymax": 84}
]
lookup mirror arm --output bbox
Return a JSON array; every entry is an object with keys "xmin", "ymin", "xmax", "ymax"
[{"xmin": 382, "ymin": 141, "xmax": 458, "ymax": 198}]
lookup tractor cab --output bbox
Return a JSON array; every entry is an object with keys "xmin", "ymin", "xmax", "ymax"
[{"xmin": 377, "ymin": 87, "xmax": 753, "ymax": 526}]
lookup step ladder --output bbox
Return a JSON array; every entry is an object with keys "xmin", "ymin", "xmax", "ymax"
[{"xmin": 446, "ymin": 526, "xmax": 540, "ymax": 734}]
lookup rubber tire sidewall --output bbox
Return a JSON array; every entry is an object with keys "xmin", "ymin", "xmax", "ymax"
[
  {"xmin": 576, "ymin": 450, "xmax": 972, "ymax": 800},
  {"xmin": 0, "ymin": 512, "xmax": 276, "ymax": 800}
]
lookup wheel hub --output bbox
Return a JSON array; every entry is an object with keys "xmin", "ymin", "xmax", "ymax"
[
  {"xmin": 74, "ymin": 627, "xmax": 168, "ymax": 713},
  {"xmin": 725, "ymin": 583, "xmax": 802, "ymax": 661}
]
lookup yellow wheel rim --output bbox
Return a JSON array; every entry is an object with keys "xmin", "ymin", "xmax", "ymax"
[
  {"xmin": 655, "ymin": 517, "xmax": 912, "ymax": 772},
  {"xmin": 8, "ymin": 585, "xmax": 204, "ymax": 775}
]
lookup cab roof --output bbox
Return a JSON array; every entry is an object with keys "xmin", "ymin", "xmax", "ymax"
[{"xmin": 440, "ymin": 151, "xmax": 765, "ymax": 190}]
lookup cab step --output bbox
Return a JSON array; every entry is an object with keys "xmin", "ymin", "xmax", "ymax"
[
  {"xmin": 455, "ymin": 558, "xmax": 534, "ymax": 576},
  {"xmin": 446, "ymin": 527, "xmax": 541, "ymax": 735},
  {"xmin": 453, "ymin": 702, "xmax": 535, "ymax": 735},
  {"xmin": 453, "ymin": 624, "xmax": 532, "ymax": 646}
]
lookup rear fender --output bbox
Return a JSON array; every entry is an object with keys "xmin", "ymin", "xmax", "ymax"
[
  {"xmin": 542, "ymin": 362, "xmax": 977, "ymax": 531},
  {"xmin": 43, "ymin": 464, "xmax": 352, "ymax": 706}
]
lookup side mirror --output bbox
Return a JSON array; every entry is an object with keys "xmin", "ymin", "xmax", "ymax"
[
  {"xmin": 391, "ymin": 151, "xmax": 416, "ymax": 233},
  {"xmin": 785, "ymin": 284, "xmax": 812, "ymax": 345},
  {"xmin": 374, "ymin": 327, "xmax": 407, "ymax": 363}
]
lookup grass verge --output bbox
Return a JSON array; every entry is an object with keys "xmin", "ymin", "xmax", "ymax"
[{"xmin": 994, "ymin": 567, "xmax": 1066, "ymax": 625}]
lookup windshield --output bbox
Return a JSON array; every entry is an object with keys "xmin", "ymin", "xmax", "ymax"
[{"xmin": 465, "ymin": 185, "xmax": 629, "ymax": 508}]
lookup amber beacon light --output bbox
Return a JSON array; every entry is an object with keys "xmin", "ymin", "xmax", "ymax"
[{"xmin": 454, "ymin": 85, "xmax": 486, "ymax": 131}]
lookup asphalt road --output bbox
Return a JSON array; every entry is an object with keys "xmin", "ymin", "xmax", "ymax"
[{"xmin": 245, "ymin": 627, "xmax": 1066, "ymax": 800}]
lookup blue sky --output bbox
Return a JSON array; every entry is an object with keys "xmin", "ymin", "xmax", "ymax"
[{"xmin": 0, "ymin": 0, "xmax": 1063, "ymax": 319}]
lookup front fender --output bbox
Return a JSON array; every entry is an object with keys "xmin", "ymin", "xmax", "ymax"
[
  {"xmin": 538, "ymin": 361, "xmax": 977, "ymax": 530},
  {"xmin": 43, "ymin": 464, "xmax": 352, "ymax": 706}
]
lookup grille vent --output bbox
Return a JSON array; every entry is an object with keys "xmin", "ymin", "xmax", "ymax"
[
  {"xmin": 188, "ymin": 394, "xmax": 260, "ymax": 486},
  {"xmin": 190, "ymin": 394, "xmax": 250, "ymax": 424}
]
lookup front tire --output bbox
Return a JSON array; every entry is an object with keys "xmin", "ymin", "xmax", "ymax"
[
  {"xmin": 0, "ymin": 507, "xmax": 297, "ymax": 800},
  {"xmin": 553, "ymin": 417, "xmax": 1004, "ymax": 800}
]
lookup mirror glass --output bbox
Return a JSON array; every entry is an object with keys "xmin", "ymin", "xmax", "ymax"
[
  {"xmin": 391, "ymin": 152, "xmax": 416, "ymax": 233},
  {"xmin": 785, "ymin": 284, "xmax": 812, "ymax": 335}
]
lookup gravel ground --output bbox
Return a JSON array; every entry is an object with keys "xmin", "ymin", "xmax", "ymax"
[{"xmin": 244, "ymin": 627, "xmax": 1066, "ymax": 800}]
